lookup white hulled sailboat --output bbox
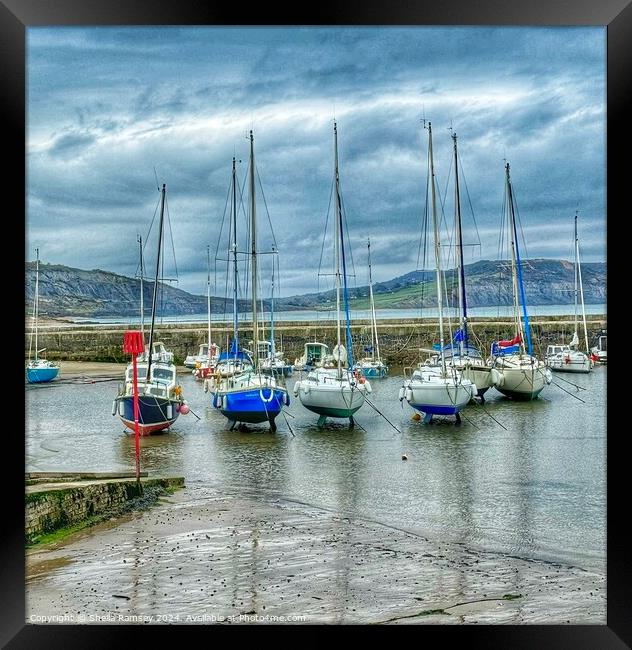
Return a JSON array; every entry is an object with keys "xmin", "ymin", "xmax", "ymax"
[
  {"xmin": 294, "ymin": 122, "xmax": 372, "ymax": 427},
  {"xmin": 399, "ymin": 121, "xmax": 474, "ymax": 423},
  {"xmin": 545, "ymin": 213, "xmax": 593, "ymax": 373},
  {"xmin": 489, "ymin": 163, "xmax": 552, "ymax": 399}
]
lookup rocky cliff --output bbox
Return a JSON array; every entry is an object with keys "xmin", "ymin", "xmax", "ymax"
[{"xmin": 25, "ymin": 259, "xmax": 606, "ymax": 318}]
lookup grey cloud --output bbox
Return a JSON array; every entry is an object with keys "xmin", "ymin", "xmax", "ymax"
[{"xmin": 26, "ymin": 26, "xmax": 606, "ymax": 296}]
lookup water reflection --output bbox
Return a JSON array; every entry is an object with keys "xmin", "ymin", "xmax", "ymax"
[{"xmin": 25, "ymin": 366, "xmax": 606, "ymax": 571}]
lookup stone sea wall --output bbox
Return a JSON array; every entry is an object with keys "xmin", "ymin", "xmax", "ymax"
[
  {"xmin": 27, "ymin": 316, "xmax": 606, "ymax": 367},
  {"xmin": 25, "ymin": 476, "xmax": 184, "ymax": 545}
]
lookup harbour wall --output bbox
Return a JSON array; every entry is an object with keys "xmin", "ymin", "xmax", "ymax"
[
  {"xmin": 28, "ymin": 316, "xmax": 606, "ymax": 366},
  {"xmin": 25, "ymin": 474, "xmax": 185, "ymax": 545}
]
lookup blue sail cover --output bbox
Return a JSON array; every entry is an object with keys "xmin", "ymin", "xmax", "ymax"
[
  {"xmin": 442, "ymin": 343, "xmax": 482, "ymax": 359},
  {"xmin": 218, "ymin": 338, "xmax": 253, "ymax": 363}
]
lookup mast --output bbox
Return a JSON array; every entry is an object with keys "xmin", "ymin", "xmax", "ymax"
[
  {"xmin": 146, "ymin": 183, "xmax": 166, "ymax": 382},
  {"xmin": 206, "ymin": 244, "xmax": 212, "ymax": 353},
  {"xmin": 333, "ymin": 122, "xmax": 342, "ymax": 376},
  {"xmin": 573, "ymin": 213, "xmax": 578, "ymax": 343},
  {"xmin": 249, "ymin": 131, "xmax": 259, "ymax": 368},
  {"xmin": 367, "ymin": 238, "xmax": 380, "ymax": 362},
  {"xmin": 270, "ymin": 246, "xmax": 276, "ymax": 358},
  {"xmin": 34, "ymin": 248, "xmax": 40, "ymax": 361},
  {"xmin": 231, "ymin": 156, "xmax": 239, "ymax": 349},
  {"xmin": 452, "ymin": 132, "xmax": 468, "ymax": 352},
  {"xmin": 334, "ymin": 121, "xmax": 355, "ymax": 373},
  {"xmin": 505, "ymin": 163, "xmax": 533, "ymax": 356},
  {"xmin": 575, "ymin": 212, "xmax": 590, "ymax": 353},
  {"xmin": 427, "ymin": 122, "xmax": 446, "ymax": 375},
  {"xmin": 138, "ymin": 235, "xmax": 145, "ymax": 342}
]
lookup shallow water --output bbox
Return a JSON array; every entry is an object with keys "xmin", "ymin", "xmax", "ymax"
[{"xmin": 26, "ymin": 365, "xmax": 606, "ymax": 571}]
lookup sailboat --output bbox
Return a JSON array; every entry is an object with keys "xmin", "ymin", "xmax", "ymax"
[
  {"xmin": 440, "ymin": 131, "xmax": 494, "ymax": 400},
  {"xmin": 591, "ymin": 329, "xmax": 607, "ymax": 364},
  {"xmin": 545, "ymin": 213, "xmax": 593, "ymax": 373},
  {"xmin": 112, "ymin": 183, "xmax": 188, "ymax": 435},
  {"xmin": 26, "ymin": 248, "xmax": 60, "ymax": 383},
  {"xmin": 191, "ymin": 246, "xmax": 220, "ymax": 380},
  {"xmin": 294, "ymin": 121, "xmax": 372, "ymax": 428},
  {"xmin": 398, "ymin": 121, "xmax": 474, "ymax": 423},
  {"xmin": 353, "ymin": 239, "xmax": 388, "ymax": 378},
  {"xmin": 210, "ymin": 133, "xmax": 289, "ymax": 432},
  {"xmin": 260, "ymin": 249, "xmax": 293, "ymax": 377},
  {"xmin": 489, "ymin": 163, "xmax": 552, "ymax": 399},
  {"xmin": 208, "ymin": 157, "xmax": 254, "ymax": 381}
]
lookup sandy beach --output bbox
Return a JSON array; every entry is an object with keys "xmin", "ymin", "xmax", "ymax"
[
  {"xmin": 52, "ymin": 361, "xmax": 127, "ymax": 378},
  {"xmin": 26, "ymin": 484, "xmax": 605, "ymax": 625}
]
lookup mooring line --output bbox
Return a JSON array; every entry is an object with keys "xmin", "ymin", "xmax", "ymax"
[
  {"xmin": 551, "ymin": 380, "xmax": 586, "ymax": 403},
  {"xmin": 470, "ymin": 399, "xmax": 508, "ymax": 431},
  {"xmin": 282, "ymin": 410, "xmax": 295, "ymax": 436},
  {"xmin": 186, "ymin": 406, "xmax": 202, "ymax": 421},
  {"xmin": 550, "ymin": 373, "xmax": 587, "ymax": 391},
  {"xmin": 459, "ymin": 411, "xmax": 480, "ymax": 429},
  {"xmin": 363, "ymin": 395, "xmax": 403, "ymax": 435}
]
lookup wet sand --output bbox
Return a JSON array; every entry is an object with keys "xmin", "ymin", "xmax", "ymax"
[
  {"xmin": 40, "ymin": 361, "xmax": 191, "ymax": 380},
  {"xmin": 54, "ymin": 361, "xmax": 127, "ymax": 378},
  {"xmin": 26, "ymin": 484, "xmax": 605, "ymax": 625}
]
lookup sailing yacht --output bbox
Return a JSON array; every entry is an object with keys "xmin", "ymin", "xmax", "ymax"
[
  {"xmin": 26, "ymin": 248, "xmax": 60, "ymax": 383},
  {"xmin": 260, "ymin": 248, "xmax": 293, "ymax": 377},
  {"xmin": 113, "ymin": 184, "xmax": 188, "ymax": 434},
  {"xmin": 489, "ymin": 164, "xmax": 552, "ymax": 399},
  {"xmin": 440, "ymin": 131, "xmax": 494, "ymax": 400},
  {"xmin": 190, "ymin": 247, "xmax": 220, "ymax": 380},
  {"xmin": 545, "ymin": 213, "xmax": 593, "ymax": 373},
  {"xmin": 353, "ymin": 239, "xmax": 388, "ymax": 378},
  {"xmin": 591, "ymin": 330, "xmax": 607, "ymax": 364},
  {"xmin": 399, "ymin": 121, "xmax": 474, "ymax": 423},
  {"xmin": 210, "ymin": 134, "xmax": 289, "ymax": 432},
  {"xmin": 294, "ymin": 122, "xmax": 372, "ymax": 428}
]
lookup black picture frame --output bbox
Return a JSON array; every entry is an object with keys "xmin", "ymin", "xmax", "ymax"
[{"xmin": 7, "ymin": 1, "xmax": 626, "ymax": 646}]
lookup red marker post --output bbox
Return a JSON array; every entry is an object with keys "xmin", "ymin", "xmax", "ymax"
[{"xmin": 123, "ymin": 331, "xmax": 145, "ymax": 484}]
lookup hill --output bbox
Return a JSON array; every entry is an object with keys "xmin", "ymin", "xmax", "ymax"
[{"xmin": 25, "ymin": 259, "xmax": 606, "ymax": 318}]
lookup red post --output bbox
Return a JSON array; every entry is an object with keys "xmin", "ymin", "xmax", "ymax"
[{"xmin": 123, "ymin": 331, "xmax": 145, "ymax": 483}]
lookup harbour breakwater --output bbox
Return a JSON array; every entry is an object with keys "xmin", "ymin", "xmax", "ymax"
[
  {"xmin": 28, "ymin": 316, "xmax": 606, "ymax": 366},
  {"xmin": 25, "ymin": 473, "xmax": 185, "ymax": 545}
]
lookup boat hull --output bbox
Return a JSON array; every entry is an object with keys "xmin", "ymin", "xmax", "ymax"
[
  {"xmin": 547, "ymin": 357, "xmax": 592, "ymax": 373},
  {"xmin": 492, "ymin": 360, "xmax": 551, "ymax": 400},
  {"xmin": 114, "ymin": 395, "xmax": 180, "ymax": 435},
  {"xmin": 403, "ymin": 378, "xmax": 474, "ymax": 415},
  {"xmin": 354, "ymin": 363, "xmax": 388, "ymax": 378},
  {"xmin": 296, "ymin": 381, "xmax": 368, "ymax": 418},
  {"xmin": 26, "ymin": 365, "xmax": 59, "ymax": 383},
  {"xmin": 213, "ymin": 386, "xmax": 288, "ymax": 424},
  {"xmin": 459, "ymin": 365, "xmax": 493, "ymax": 397},
  {"xmin": 193, "ymin": 365, "xmax": 215, "ymax": 381},
  {"xmin": 591, "ymin": 351, "xmax": 606, "ymax": 364}
]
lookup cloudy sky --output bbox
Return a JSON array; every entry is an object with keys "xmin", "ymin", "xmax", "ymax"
[{"xmin": 26, "ymin": 26, "xmax": 605, "ymax": 297}]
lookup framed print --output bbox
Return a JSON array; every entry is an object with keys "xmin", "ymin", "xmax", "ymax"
[{"xmin": 6, "ymin": 0, "xmax": 628, "ymax": 646}]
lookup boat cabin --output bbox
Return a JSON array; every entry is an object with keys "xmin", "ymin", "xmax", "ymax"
[
  {"xmin": 304, "ymin": 342, "xmax": 329, "ymax": 365},
  {"xmin": 546, "ymin": 345, "xmax": 570, "ymax": 357},
  {"xmin": 138, "ymin": 341, "xmax": 174, "ymax": 364}
]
